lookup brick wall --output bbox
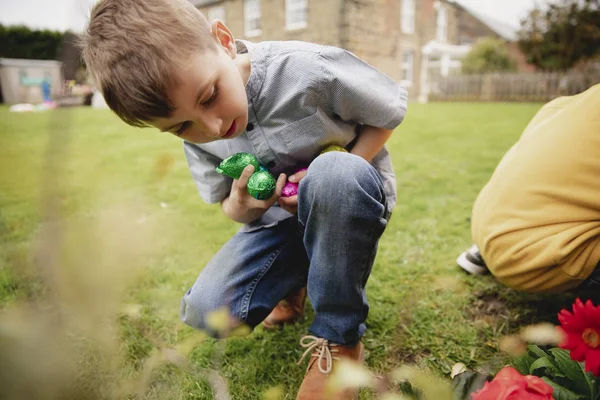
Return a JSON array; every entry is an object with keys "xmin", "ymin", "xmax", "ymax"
[
  {"xmin": 338, "ymin": 0, "xmax": 403, "ymax": 80},
  {"xmin": 505, "ymin": 42, "xmax": 536, "ymax": 72},
  {"xmin": 337, "ymin": 0, "xmax": 458, "ymax": 97},
  {"xmin": 198, "ymin": 0, "xmax": 343, "ymax": 47}
]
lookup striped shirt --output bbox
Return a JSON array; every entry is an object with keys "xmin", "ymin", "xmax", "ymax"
[{"xmin": 184, "ymin": 40, "xmax": 408, "ymax": 231}]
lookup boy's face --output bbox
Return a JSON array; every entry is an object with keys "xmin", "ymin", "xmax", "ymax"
[{"xmin": 150, "ymin": 22, "xmax": 249, "ymax": 144}]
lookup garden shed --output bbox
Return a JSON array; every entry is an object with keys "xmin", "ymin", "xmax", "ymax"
[{"xmin": 0, "ymin": 58, "xmax": 63, "ymax": 104}]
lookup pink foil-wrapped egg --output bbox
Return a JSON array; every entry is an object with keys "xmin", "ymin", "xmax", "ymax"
[
  {"xmin": 281, "ymin": 182, "xmax": 298, "ymax": 197},
  {"xmin": 281, "ymin": 168, "xmax": 307, "ymax": 197}
]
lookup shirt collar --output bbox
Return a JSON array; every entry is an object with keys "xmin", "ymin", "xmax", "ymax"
[{"xmin": 236, "ymin": 39, "xmax": 265, "ymax": 102}]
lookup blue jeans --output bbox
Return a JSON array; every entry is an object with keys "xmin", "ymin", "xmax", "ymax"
[{"xmin": 180, "ymin": 152, "xmax": 389, "ymax": 345}]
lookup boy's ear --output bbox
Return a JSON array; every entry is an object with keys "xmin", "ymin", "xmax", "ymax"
[{"xmin": 211, "ymin": 20, "xmax": 236, "ymax": 58}]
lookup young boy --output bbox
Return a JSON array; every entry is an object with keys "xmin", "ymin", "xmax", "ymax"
[
  {"xmin": 457, "ymin": 84, "xmax": 600, "ymax": 293},
  {"xmin": 81, "ymin": 0, "xmax": 407, "ymax": 398}
]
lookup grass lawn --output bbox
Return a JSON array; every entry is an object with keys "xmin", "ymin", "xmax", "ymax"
[{"xmin": 0, "ymin": 103, "xmax": 593, "ymax": 399}]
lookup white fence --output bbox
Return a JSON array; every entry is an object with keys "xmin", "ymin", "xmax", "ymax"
[{"xmin": 429, "ymin": 72, "xmax": 600, "ymax": 102}]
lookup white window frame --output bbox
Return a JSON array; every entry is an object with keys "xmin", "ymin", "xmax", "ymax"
[
  {"xmin": 208, "ymin": 6, "xmax": 226, "ymax": 24},
  {"xmin": 401, "ymin": 0, "xmax": 415, "ymax": 34},
  {"xmin": 286, "ymin": 0, "xmax": 308, "ymax": 30},
  {"xmin": 244, "ymin": 0, "xmax": 262, "ymax": 37},
  {"xmin": 436, "ymin": 5, "xmax": 448, "ymax": 42},
  {"xmin": 400, "ymin": 50, "xmax": 414, "ymax": 87}
]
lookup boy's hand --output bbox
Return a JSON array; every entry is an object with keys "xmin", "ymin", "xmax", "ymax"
[
  {"xmin": 277, "ymin": 169, "xmax": 308, "ymax": 214},
  {"xmin": 222, "ymin": 165, "xmax": 287, "ymax": 223}
]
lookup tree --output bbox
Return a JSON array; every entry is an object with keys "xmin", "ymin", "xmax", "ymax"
[
  {"xmin": 461, "ymin": 37, "xmax": 516, "ymax": 74},
  {"xmin": 518, "ymin": 0, "xmax": 600, "ymax": 71}
]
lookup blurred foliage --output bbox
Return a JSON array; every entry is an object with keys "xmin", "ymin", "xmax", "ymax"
[
  {"xmin": 518, "ymin": 0, "xmax": 600, "ymax": 71},
  {"xmin": 461, "ymin": 37, "xmax": 516, "ymax": 75},
  {"xmin": 0, "ymin": 24, "xmax": 66, "ymax": 60},
  {"xmin": 513, "ymin": 345, "xmax": 599, "ymax": 400}
]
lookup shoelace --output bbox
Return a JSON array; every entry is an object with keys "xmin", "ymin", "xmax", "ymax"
[{"xmin": 297, "ymin": 335, "xmax": 339, "ymax": 374}]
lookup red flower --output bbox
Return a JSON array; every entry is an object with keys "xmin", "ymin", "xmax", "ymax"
[
  {"xmin": 558, "ymin": 298, "xmax": 600, "ymax": 376},
  {"xmin": 471, "ymin": 366, "xmax": 553, "ymax": 400}
]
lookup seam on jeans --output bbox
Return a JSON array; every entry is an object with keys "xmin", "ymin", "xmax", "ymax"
[
  {"xmin": 359, "ymin": 200, "xmax": 388, "ymax": 324},
  {"xmin": 239, "ymin": 241, "xmax": 291, "ymax": 322},
  {"xmin": 361, "ymin": 189, "xmax": 388, "ymax": 281}
]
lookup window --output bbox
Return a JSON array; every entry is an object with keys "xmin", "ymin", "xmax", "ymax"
[
  {"xmin": 286, "ymin": 0, "xmax": 308, "ymax": 30},
  {"xmin": 401, "ymin": 0, "xmax": 415, "ymax": 34},
  {"xmin": 436, "ymin": 5, "xmax": 448, "ymax": 42},
  {"xmin": 244, "ymin": 0, "xmax": 261, "ymax": 37},
  {"xmin": 401, "ymin": 50, "xmax": 414, "ymax": 86},
  {"xmin": 208, "ymin": 6, "xmax": 226, "ymax": 24}
]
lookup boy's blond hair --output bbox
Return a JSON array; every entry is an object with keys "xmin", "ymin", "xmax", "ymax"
[{"xmin": 80, "ymin": 0, "xmax": 215, "ymax": 127}]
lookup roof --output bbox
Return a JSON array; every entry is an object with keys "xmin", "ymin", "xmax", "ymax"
[{"xmin": 450, "ymin": 1, "xmax": 519, "ymax": 42}]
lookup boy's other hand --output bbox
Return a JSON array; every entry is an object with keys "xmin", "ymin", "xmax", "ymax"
[
  {"xmin": 278, "ymin": 169, "xmax": 307, "ymax": 214},
  {"xmin": 287, "ymin": 169, "xmax": 307, "ymax": 184}
]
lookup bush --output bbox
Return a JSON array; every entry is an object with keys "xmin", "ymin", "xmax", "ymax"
[{"xmin": 462, "ymin": 37, "xmax": 516, "ymax": 75}]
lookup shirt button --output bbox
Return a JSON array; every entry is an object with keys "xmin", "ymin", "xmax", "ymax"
[{"xmin": 246, "ymin": 123, "xmax": 254, "ymax": 131}]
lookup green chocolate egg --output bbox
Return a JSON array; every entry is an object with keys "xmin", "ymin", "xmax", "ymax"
[
  {"xmin": 320, "ymin": 144, "xmax": 348, "ymax": 154},
  {"xmin": 215, "ymin": 152, "xmax": 261, "ymax": 179},
  {"xmin": 247, "ymin": 170, "xmax": 276, "ymax": 200}
]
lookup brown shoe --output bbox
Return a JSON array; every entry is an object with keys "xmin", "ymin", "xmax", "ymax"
[
  {"xmin": 262, "ymin": 287, "xmax": 307, "ymax": 330},
  {"xmin": 296, "ymin": 335, "xmax": 364, "ymax": 400}
]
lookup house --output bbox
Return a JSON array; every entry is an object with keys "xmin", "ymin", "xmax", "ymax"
[
  {"xmin": 190, "ymin": 0, "xmax": 529, "ymax": 100},
  {"xmin": 451, "ymin": 1, "xmax": 534, "ymax": 73}
]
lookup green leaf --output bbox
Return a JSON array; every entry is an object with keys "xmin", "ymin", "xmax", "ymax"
[
  {"xmin": 451, "ymin": 371, "xmax": 489, "ymax": 400},
  {"xmin": 541, "ymin": 377, "xmax": 585, "ymax": 400},
  {"xmin": 513, "ymin": 354, "xmax": 536, "ymax": 376},
  {"xmin": 530, "ymin": 357, "xmax": 559, "ymax": 376},
  {"xmin": 549, "ymin": 348, "xmax": 592, "ymax": 397},
  {"xmin": 576, "ymin": 361, "xmax": 598, "ymax": 400},
  {"xmin": 529, "ymin": 345, "xmax": 550, "ymax": 359}
]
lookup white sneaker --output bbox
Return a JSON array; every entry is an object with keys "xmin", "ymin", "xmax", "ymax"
[{"xmin": 456, "ymin": 244, "xmax": 489, "ymax": 275}]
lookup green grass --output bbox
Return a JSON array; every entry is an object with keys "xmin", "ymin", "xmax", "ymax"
[{"xmin": 0, "ymin": 103, "xmax": 593, "ymax": 399}]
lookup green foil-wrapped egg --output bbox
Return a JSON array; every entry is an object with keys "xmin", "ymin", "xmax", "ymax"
[
  {"xmin": 320, "ymin": 144, "xmax": 348, "ymax": 154},
  {"xmin": 247, "ymin": 170, "xmax": 276, "ymax": 200},
  {"xmin": 215, "ymin": 152, "xmax": 261, "ymax": 179}
]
